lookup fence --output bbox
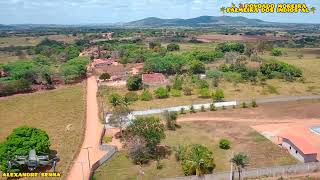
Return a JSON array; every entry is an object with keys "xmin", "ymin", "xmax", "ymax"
[{"xmin": 162, "ymin": 162, "xmax": 320, "ymax": 180}]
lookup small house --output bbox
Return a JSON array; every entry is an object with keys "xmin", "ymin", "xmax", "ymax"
[{"xmin": 281, "ymin": 134, "xmax": 318, "ymax": 163}]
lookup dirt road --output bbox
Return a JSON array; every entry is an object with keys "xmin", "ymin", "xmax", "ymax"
[{"xmin": 67, "ymin": 76, "xmax": 106, "ymax": 180}]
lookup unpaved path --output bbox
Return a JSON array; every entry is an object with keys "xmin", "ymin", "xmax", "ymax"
[{"xmin": 67, "ymin": 76, "xmax": 106, "ymax": 180}]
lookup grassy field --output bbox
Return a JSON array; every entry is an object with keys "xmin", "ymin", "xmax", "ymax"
[
  {"xmin": 93, "ymin": 120, "xmax": 297, "ymax": 180},
  {"xmin": 98, "ymin": 47, "xmax": 320, "ymax": 111},
  {"xmin": 0, "ymin": 84, "xmax": 86, "ymax": 176}
]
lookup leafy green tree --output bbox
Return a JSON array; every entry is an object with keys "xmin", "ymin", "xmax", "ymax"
[
  {"xmin": 2, "ymin": 61, "xmax": 37, "ymax": 81},
  {"xmin": 124, "ymin": 92, "xmax": 139, "ymax": 102},
  {"xmin": 175, "ymin": 144, "xmax": 215, "ymax": 176},
  {"xmin": 198, "ymin": 88, "xmax": 211, "ymax": 98},
  {"xmin": 59, "ymin": 57, "xmax": 89, "ymax": 84},
  {"xmin": 140, "ymin": 89, "xmax": 153, "ymax": 101},
  {"xmin": 124, "ymin": 116, "xmax": 165, "ymax": 149},
  {"xmin": 64, "ymin": 45, "xmax": 80, "ymax": 60},
  {"xmin": 126, "ymin": 75, "xmax": 143, "ymax": 91},
  {"xmin": 187, "ymin": 60, "xmax": 205, "ymax": 74},
  {"xmin": 212, "ymin": 89, "xmax": 224, "ymax": 102},
  {"xmin": 231, "ymin": 153, "xmax": 249, "ymax": 180},
  {"xmin": 216, "ymin": 42, "xmax": 245, "ymax": 53},
  {"xmin": 0, "ymin": 126, "xmax": 50, "ymax": 172},
  {"xmin": 154, "ymin": 87, "xmax": 169, "ymax": 99},
  {"xmin": 99, "ymin": 73, "xmax": 111, "ymax": 81},
  {"xmin": 167, "ymin": 43, "xmax": 180, "ymax": 51},
  {"xmin": 219, "ymin": 139, "xmax": 231, "ymax": 150}
]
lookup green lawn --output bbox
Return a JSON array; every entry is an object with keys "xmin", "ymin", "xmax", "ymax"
[
  {"xmin": 93, "ymin": 121, "xmax": 297, "ymax": 180},
  {"xmin": 0, "ymin": 84, "xmax": 86, "ymax": 176}
]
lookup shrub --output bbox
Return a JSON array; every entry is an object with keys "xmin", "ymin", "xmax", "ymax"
[
  {"xmin": 0, "ymin": 126, "xmax": 50, "ymax": 172},
  {"xmin": 171, "ymin": 89, "xmax": 182, "ymax": 97},
  {"xmin": 219, "ymin": 139, "xmax": 231, "ymax": 150},
  {"xmin": 216, "ymin": 42, "xmax": 245, "ymax": 53},
  {"xmin": 200, "ymin": 105, "xmax": 206, "ymax": 112},
  {"xmin": 167, "ymin": 43, "xmax": 180, "ymax": 51},
  {"xmin": 198, "ymin": 88, "xmax": 211, "ymax": 98},
  {"xmin": 182, "ymin": 86, "xmax": 193, "ymax": 96},
  {"xmin": 108, "ymin": 93, "xmax": 123, "ymax": 107},
  {"xmin": 252, "ymin": 99, "xmax": 258, "ymax": 107},
  {"xmin": 271, "ymin": 48, "xmax": 282, "ymax": 56},
  {"xmin": 259, "ymin": 60, "xmax": 302, "ymax": 80},
  {"xmin": 125, "ymin": 92, "xmax": 139, "ymax": 102},
  {"xmin": 223, "ymin": 72, "xmax": 243, "ymax": 83},
  {"xmin": 126, "ymin": 136, "xmax": 151, "ymax": 164},
  {"xmin": 180, "ymin": 108, "xmax": 185, "ymax": 114},
  {"xmin": 206, "ymin": 70, "xmax": 223, "ymax": 79},
  {"xmin": 209, "ymin": 104, "xmax": 216, "ymax": 111},
  {"xmin": 163, "ymin": 111, "xmax": 178, "ymax": 130},
  {"xmin": 175, "ymin": 144, "xmax": 215, "ymax": 176},
  {"xmin": 103, "ymin": 135, "xmax": 113, "ymax": 143},
  {"xmin": 197, "ymin": 79, "xmax": 209, "ymax": 89},
  {"xmin": 59, "ymin": 57, "xmax": 90, "ymax": 83},
  {"xmin": 222, "ymin": 105, "xmax": 226, "ymax": 110},
  {"xmin": 187, "ymin": 60, "xmax": 205, "ymax": 74},
  {"xmin": 172, "ymin": 76, "xmax": 184, "ymax": 90},
  {"xmin": 212, "ymin": 89, "xmax": 224, "ymax": 102},
  {"xmin": 99, "ymin": 73, "xmax": 111, "ymax": 81},
  {"xmin": 190, "ymin": 105, "xmax": 196, "ymax": 113},
  {"xmin": 154, "ymin": 87, "xmax": 169, "ymax": 99},
  {"xmin": 0, "ymin": 79, "xmax": 32, "ymax": 97},
  {"xmin": 140, "ymin": 90, "xmax": 153, "ymax": 101},
  {"xmin": 242, "ymin": 102, "xmax": 248, "ymax": 108},
  {"xmin": 127, "ymin": 75, "xmax": 143, "ymax": 91}
]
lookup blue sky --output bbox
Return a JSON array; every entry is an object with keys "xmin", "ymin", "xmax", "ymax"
[{"xmin": 0, "ymin": 0, "xmax": 319, "ymax": 24}]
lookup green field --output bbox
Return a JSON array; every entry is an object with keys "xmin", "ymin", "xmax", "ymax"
[
  {"xmin": 0, "ymin": 84, "xmax": 86, "ymax": 175},
  {"xmin": 93, "ymin": 121, "xmax": 297, "ymax": 180}
]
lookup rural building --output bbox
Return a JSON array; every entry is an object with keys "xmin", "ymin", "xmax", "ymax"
[
  {"xmin": 142, "ymin": 73, "xmax": 168, "ymax": 86},
  {"xmin": 281, "ymin": 134, "xmax": 318, "ymax": 163}
]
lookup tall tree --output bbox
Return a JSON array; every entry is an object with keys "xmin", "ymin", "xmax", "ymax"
[{"xmin": 231, "ymin": 153, "xmax": 249, "ymax": 180}]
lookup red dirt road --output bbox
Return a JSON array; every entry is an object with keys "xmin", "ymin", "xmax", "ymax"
[{"xmin": 67, "ymin": 76, "xmax": 106, "ymax": 180}]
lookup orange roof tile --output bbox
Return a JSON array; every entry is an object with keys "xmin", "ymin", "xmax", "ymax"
[{"xmin": 281, "ymin": 133, "xmax": 317, "ymax": 154}]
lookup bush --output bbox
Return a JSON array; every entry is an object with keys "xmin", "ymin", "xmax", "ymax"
[
  {"xmin": 0, "ymin": 126, "xmax": 50, "ymax": 172},
  {"xmin": 180, "ymin": 108, "xmax": 185, "ymax": 114},
  {"xmin": 171, "ymin": 89, "xmax": 182, "ymax": 97},
  {"xmin": 127, "ymin": 75, "xmax": 143, "ymax": 91},
  {"xmin": 212, "ymin": 89, "xmax": 224, "ymax": 102},
  {"xmin": 99, "ymin": 73, "xmax": 111, "ymax": 81},
  {"xmin": 260, "ymin": 60, "xmax": 302, "ymax": 80},
  {"xmin": 140, "ymin": 90, "xmax": 153, "ymax": 101},
  {"xmin": 198, "ymin": 88, "xmax": 211, "ymax": 98},
  {"xmin": 172, "ymin": 76, "xmax": 184, "ymax": 90},
  {"xmin": 219, "ymin": 139, "xmax": 231, "ymax": 150},
  {"xmin": 187, "ymin": 60, "xmax": 205, "ymax": 74},
  {"xmin": 182, "ymin": 86, "xmax": 193, "ymax": 96},
  {"xmin": 190, "ymin": 105, "xmax": 196, "ymax": 113},
  {"xmin": 197, "ymin": 79, "xmax": 209, "ymax": 89},
  {"xmin": 103, "ymin": 135, "xmax": 113, "ymax": 143},
  {"xmin": 0, "ymin": 79, "xmax": 32, "ymax": 97},
  {"xmin": 200, "ymin": 105, "xmax": 206, "ymax": 112},
  {"xmin": 126, "ymin": 136, "xmax": 151, "ymax": 164},
  {"xmin": 108, "ymin": 93, "xmax": 123, "ymax": 107},
  {"xmin": 163, "ymin": 111, "xmax": 178, "ymax": 130},
  {"xmin": 252, "ymin": 99, "xmax": 258, "ymax": 107},
  {"xmin": 216, "ymin": 42, "xmax": 245, "ymax": 53},
  {"xmin": 242, "ymin": 102, "xmax": 248, "ymax": 108},
  {"xmin": 167, "ymin": 43, "xmax": 180, "ymax": 51},
  {"xmin": 175, "ymin": 144, "xmax": 215, "ymax": 176},
  {"xmin": 209, "ymin": 103, "xmax": 216, "ymax": 111},
  {"xmin": 206, "ymin": 70, "xmax": 223, "ymax": 79},
  {"xmin": 125, "ymin": 92, "xmax": 139, "ymax": 102},
  {"xmin": 154, "ymin": 87, "xmax": 169, "ymax": 99},
  {"xmin": 59, "ymin": 57, "xmax": 89, "ymax": 84},
  {"xmin": 271, "ymin": 48, "xmax": 282, "ymax": 56}
]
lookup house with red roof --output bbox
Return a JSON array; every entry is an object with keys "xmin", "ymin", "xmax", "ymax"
[
  {"xmin": 281, "ymin": 134, "xmax": 318, "ymax": 163},
  {"xmin": 142, "ymin": 73, "xmax": 168, "ymax": 86}
]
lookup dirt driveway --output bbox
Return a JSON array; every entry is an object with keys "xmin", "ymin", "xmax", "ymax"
[{"xmin": 67, "ymin": 76, "xmax": 106, "ymax": 180}]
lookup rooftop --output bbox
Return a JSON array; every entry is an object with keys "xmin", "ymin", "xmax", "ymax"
[
  {"xmin": 142, "ymin": 73, "xmax": 167, "ymax": 84},
  {"xmin": 282, "ymin": 133, "xmax": 318, "ymax": 155}
]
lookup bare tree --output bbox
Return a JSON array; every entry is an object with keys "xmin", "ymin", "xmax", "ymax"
[{"xmin": 108, "ymin": 105, "xmax": 130, "ymax": 136}]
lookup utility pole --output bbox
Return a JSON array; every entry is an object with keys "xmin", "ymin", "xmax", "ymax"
[
  {"xmin": 83, "ymin": 147, "xmax": 93, "ymax": 168},
  {"xmin": 230, "ymin": 151, "xmax": 234, "ymax": 180}
]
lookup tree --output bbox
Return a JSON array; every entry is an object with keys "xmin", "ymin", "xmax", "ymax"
[
  {"xmin": 167, "ymin": 43, "xmax": 180, "ymax": 51},
  {"xmin": 126, "ymin": 136, "xmax": 150, "ymax": 164},
  {"xmin": 187, "ymin": 60, "xmax": 205, "ymax": 74},
  {"xmin": 99, "ymin": 73, "xmax": 111, "ymax": 81},
  {"xmin": 212, "ymin": 89, "xmax": 224, "ymax": 102},
  {"xmin": 198, "ymin": 88, "xmax": 211, "ymax": 98},
  {"xmin": 310, "ymin": 7, "xmax": 316, "ymax": 14},
  {"xmin": 124, "ymin": 117, "xmax": 165, "ymax": 149},
  {"xmin": 231, "ymin": 153, "xmax": 249, "ymax": 180},
  {"xmin": 0, "ymin": 126, "xmax": 50, "ymax": 172},
  {"xmin": 271, "ymin": 48, "xmax": 282, "ymax": 56},
  {"xmin": 220, "ymin": 6, "xmax": 226, "ymax": 15},
  {"xmin": 154, "ymin": 87, "xmax": 169, "ymax": 99},
  {"xmin": 108, "ymin": 105, "xmax": 130, "ymax": 136},
  {"xmin": 175, "ymin": 144, "xmax": 215, "ymax": 176},
  {"xmin": 64, "ymin": 45, "xmax": 80, "ymax": 60},
  {"xmin": 126, "ymin": 75, "xmax": 143, "ymax": 91}
]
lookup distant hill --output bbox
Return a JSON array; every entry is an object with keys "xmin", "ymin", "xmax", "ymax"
[{"xmin": 125, "ymin": 16, "xmax": 272, "ymax": 27}]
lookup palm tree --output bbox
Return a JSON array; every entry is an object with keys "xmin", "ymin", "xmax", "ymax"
[
  {"xmin": 310, "ymin": 7, "xmax": 316, "ymax": 14},
  {"xmin": 220, "ymin": 6, "xmax": 226, "ymax": 15},
  {"xmin": 231, "ymin": 153, "xmax": 249, "ymax": 180}
]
